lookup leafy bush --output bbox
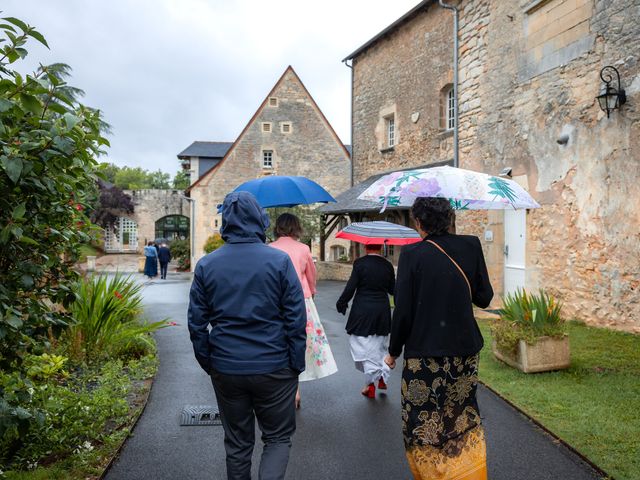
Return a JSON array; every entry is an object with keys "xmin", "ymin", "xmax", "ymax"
[
  {"xmin": 0, "ymin": 357, "xmax": 155, "ymax": 471},
  {"xmin": 170, "ymin": 238, "xmax": 190, "ymax": 271},
  {"xmin": 492, "ymin": 288, "xmax": 566, "ymax": 354},
  {"xmin": 64, "ymin": 274, "xmax": 165, "ymax": 362},
  {"xmin": 203, "ymin": 233, "xmax": 225, "ymax": 254},
  {"xmin": 0, "ymin": 16, "xmax": 109, "ymax": 450}
]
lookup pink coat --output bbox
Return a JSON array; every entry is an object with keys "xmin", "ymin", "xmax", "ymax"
[{"xmin": 269, "ymin": 236, "xmax": 316, "ymax": 299}]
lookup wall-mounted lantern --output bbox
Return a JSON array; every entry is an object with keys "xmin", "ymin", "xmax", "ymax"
[{"xmin": 596, "ymin": 66, "xmax": 626, "ymax": 118}]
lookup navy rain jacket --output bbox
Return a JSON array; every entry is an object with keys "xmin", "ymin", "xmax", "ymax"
[{"xmin": 187, "ymin": 191, "xmax": 307, "ymax": 375}]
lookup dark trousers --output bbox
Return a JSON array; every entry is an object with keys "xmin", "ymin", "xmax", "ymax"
[
  {"xmin": 159, "ymin": 261, "xmax": 168, "ymax": 279},
  {"xmin": 210, "ymin": 368, "xmax": 298, "ymax": 480}
]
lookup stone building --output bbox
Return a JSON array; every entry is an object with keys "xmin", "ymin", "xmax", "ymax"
[
  {"xmin": 185, "ymin": 66, "xmax": 352, "ymax": 262},
  {"xmin": 103, "ymin": 189, "xmax": 190, "ymax": 253},
  {"xmin": 343, "ymin": 0, "xmax": 640, "ymax": 331}
]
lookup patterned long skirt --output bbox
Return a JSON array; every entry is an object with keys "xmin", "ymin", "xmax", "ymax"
[
  {"xmin": 298, "ymin": 297, "xmax": 338, "ymax": 382},
  {"xmin": 401, "ymin": 355, "xmax": 487, "ymax": 480}
]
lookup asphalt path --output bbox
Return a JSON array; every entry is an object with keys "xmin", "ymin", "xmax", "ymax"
[{"xmin": 105, "ymin": 276, "xmax": 603, "ymax": 480}]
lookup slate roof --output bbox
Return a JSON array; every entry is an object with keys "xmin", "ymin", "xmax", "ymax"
[
  {"xmin": 319, "ymin": 160, "xmax": 453, "ymax": 214},
  {"xmin": 177, "ymin": 141, "xmax": 233, "ymax": 159}
]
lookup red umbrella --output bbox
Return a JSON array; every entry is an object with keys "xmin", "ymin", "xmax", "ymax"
[{"xmin": 336, "ymin": 221, "xmax": 422, "ymax": 245}]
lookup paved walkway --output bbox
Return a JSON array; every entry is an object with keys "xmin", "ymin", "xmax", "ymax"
[
  {"xmin": 104, "ymin": 278, "xmax": 604, "ymax": 480},
  {"xmin": 89, "ymin": 253, "xmax": 179, "ymax": 274}
]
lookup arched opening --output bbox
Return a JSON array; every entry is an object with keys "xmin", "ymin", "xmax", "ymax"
[{"xmin": 155, "ymin": 215, "xmax": 189, "ymax": 242}]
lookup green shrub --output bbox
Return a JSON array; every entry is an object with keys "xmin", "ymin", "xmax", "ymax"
[
  {"xmin": 492, "ymin": 288, "xmax": 566, "ymax": 354},
  {"xmin": 169, "ymin": 238, "xmax": 190, "ymax": 271},
  {"xmin": 64, "ymin": 274, "xmax": 166, "ymax": 362},
  {"xmin": 203, "ymin": 233, "xmax": 224, "ymax": 254},
  {"xmin": 0, "ymin": 359, "xmax": 139, "ymax": 471}
]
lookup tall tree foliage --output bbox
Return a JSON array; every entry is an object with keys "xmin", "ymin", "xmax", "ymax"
[{"xmin": 0, "ymin": 17, "xmax": 108, "ymax": 436}]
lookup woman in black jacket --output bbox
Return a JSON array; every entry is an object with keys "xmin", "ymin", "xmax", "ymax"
[
  {"xmin": 336, "ymin": 244, "xmax": 395, "ymax": 398},
  {"xmin": 385, "ymin": 197, "xmax": 493, "ymax": 480}
]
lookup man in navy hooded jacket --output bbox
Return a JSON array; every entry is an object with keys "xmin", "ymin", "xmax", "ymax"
[{"xmin": 188, "ymin": 191, "xmax": 306, "ymax": 480}]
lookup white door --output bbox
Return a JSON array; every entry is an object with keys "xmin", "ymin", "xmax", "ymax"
[{"xmin": 504, "ymin": 209, "xmax": 526, "ymax": 296}]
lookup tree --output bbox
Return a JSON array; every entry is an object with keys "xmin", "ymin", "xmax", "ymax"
[
  {"xmin": 266, "ymin": 206, "xmax": 321, "ymax": 246},
  {"xmin": 113, "ymin": 166, "xmax": 149, "ymax": 189},
  {"xmin": 148, "ymin": 169, "xmax": 171, "ymax": 189},
  {"xmin": 0, "ymin": 17, "xmax": 108, "ymax": 438},
  {"xmin": 90, "ymin": 180, "xmax": 135, "ymax": 231},
  {"xmin": 173, "ymin": 169, "xmax": 190, "ymax": 190}
]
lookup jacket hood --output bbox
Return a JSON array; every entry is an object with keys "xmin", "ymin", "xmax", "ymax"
[{"xmin": 220, "ymin": 191, "xmax": 270, "ymax": 243}]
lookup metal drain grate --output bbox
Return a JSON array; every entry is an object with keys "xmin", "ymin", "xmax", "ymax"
[{"xmin": 180, "ymin": 405, "xmax": 222, "ymax": 426}]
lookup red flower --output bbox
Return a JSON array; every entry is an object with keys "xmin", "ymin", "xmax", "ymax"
[
  {"xmin": 75, "ymin": 204, "xmax": 84, "ymax": 211},
  {"xmin": 114, "ymin": 291, "xmax": 123, "ymax": 299},
  {"xmin": 76, "ymin": 221, "xmax": 85, "ymax": 228},
  {"xmin": 316, "ymin": 329, "xmax": 322, "ymax": 335},
  {"xmin": 166, "ymin": 321, "xmax": 178, "ymax": 326}
]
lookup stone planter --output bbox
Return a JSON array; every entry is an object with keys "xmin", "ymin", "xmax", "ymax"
[
  {"xmin": 86, "ymin": 255, "xmax": 97, "ymax": 272},
  {"xmin": 492, "ymin": 336, "xmax": 570, "ymax": 373}
]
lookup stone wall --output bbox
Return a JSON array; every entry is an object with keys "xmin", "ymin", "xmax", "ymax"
[
  {"xmin": 316, "ymin": 261, "xmax": 354, "ymax": 282},
  {"xmin": 456, "ymin": 0, "xmax": 640, "ymax": 330},
  {"xmin": 351, "ymin": 3, "xmax": 454, "ymax": 182},
  {"xmin": 191, "ymin": 68, "xmax": 351, "ymax": 260},
  {"xmin": 126, "ymin": 189, "xmax": 191, "ymax": 251},
  {"xmin": 350, "ymin": 0, "xmax": 640, "ymax": 331}
]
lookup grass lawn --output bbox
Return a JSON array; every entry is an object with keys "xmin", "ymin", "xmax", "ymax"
[
  {"xmin": 78, "ymin": 244, "xmax": 102, "ymax": 263},
  {"xmin": 477, "ymin": 319, "xmax": 640, "ymax": 480}
]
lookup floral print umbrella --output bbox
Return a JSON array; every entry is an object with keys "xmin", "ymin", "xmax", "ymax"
[{"xmin": 357, "ymin": 166, "xmax": 540, "ymax": 211}]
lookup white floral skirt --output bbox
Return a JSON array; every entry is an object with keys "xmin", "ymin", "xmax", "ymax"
[{"xmin": 299, "ymin": 297, "xmax": 338, "ymax": 382}]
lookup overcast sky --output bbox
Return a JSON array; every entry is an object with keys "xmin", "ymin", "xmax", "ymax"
[{"xmin": 4, "ymin": 1, "xmax": 420, "ymax": 175}]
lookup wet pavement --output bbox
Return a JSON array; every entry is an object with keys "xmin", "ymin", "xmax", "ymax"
[{"xmin": 104, "ymin": 276, "xmax": 604, "ymax": 480}]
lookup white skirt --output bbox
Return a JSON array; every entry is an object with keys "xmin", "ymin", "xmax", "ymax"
[
  {"xmin": 349, "ymin": 334, "xmax": 390, "ymax": 385},
  {"xmin": 299, "ymin": 297, "xmax": 338, "ymax": 382}
]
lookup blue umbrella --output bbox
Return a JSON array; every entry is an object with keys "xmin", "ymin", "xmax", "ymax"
[{"xmin": 229, "ymin": 175, "xmax": 336, "ymax": 209}]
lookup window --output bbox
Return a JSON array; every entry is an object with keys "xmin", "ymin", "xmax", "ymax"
[
  {"xmin": 386, "ymin": 115, "xmax": 395, "ymax": 147},
  {"xmin": 262, "ymin": 122, "xmax": 272, "ymax": 133},
  {"xmin": 262, "ymin": 150, "xmax": 273, "ymax": 168},
  {"xmin": 268, "ymin": 97, "xmax": 278, "ymax": 107},
  {"xmin": 281, "ymin": 122, "xmax": 292, "ymax": 133},
  {"xmin": 446, "ymin": 87, "xmax": 455, "ymax": 130}
]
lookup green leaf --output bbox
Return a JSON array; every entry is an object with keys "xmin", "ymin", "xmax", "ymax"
[
  {"xmin": 27, "ymin": 29, "xmax": 49, "ymax": 48},
  {"xmin": 19, "ymin": 93, "xmax": 42, "ymax": 115},
  {"xmin": 63, "ymin": 112, "xmax": 81, "ymax": 130},
  {"xmin": 12, "ymin": 202, "xmax": 26, "ymax": 219},
  {"xmin": 21, "ymin": 275, "xmax": 34, "ymax": 289},
  {"xmin": 3, "ymin": 17, "xmax": 29, "ymax": 33},
  {"xmin": 0, "ymin": 98, "xmax": 14, "ymax": 112},
  {"xmin": 15, "ymin": 47, "xmax": 27, "ymax": 59},
  {"xmin": 5, "ymin": 315, "xmax": 23, "ymax": 329},
  {"xmin": 1, "ymin": 155, "xmax": 23, "ymax": 183},
  {"xmin": 19, "ymin": 235, "xmax": 38, "ymax": 246},
  {"xmin": 0, "ymin": 23, "xmax": 17, "ymax": 33}
]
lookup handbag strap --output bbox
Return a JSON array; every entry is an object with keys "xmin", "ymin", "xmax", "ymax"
[{"xmin": 426, "ymin": 240, "xmax": 472, "ymax": 298}]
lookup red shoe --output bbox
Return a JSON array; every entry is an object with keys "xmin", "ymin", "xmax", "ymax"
[
  {"xmin": 361, "ymin": 383, "xmax": 375, "ymax": 398},
  {"xmin": 378, "ymin": 378, "xmax": 387, "ymax": 390}
]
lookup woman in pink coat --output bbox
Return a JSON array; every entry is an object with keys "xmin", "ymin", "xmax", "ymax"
[{"xmin": 270, "ymin": 213, "xmax": 338, "ymax": 407}]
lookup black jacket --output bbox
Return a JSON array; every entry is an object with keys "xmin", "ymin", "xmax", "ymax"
[
  {"xmin": 158, "ymin": 246, "xmax": 171, "ymax": 263},
  {"xmin": 336, "ymin": 255, "xmax": 395, "ymax": 336},
  {"xmin": 389, "ymin": 233, "xmax": 493, "ymax": 358}
]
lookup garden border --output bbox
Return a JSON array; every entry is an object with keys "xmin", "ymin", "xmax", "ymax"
[{"xmin": 98, "ymin": 376, "xmax": 155, "ymax": 480}]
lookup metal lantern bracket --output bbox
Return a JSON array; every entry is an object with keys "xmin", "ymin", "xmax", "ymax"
[{"xmin": 596, "ymin": 65, "xmax": 626, "ymax": 118}]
